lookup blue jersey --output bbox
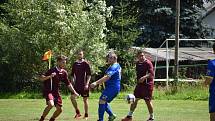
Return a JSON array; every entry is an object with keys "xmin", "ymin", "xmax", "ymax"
[
  {"xmin": 105, "ymin": 63, "xmax": 121, "ymax": 90},
  {"xmin": 206, "ymin": 59, "xmax": 215, "ymax": 113},
  {"xmin": 207, "ymin": 59, "xmax": 215, "ymax": 92}
]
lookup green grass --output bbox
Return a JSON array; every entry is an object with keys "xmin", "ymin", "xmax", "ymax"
[
  {"xmin": 0, "ymin": 99, "xmax": 209, "ymax": 121},
  {"xmin": 0, "ymin": 84, "xmax": 208, "ymax": 101}
]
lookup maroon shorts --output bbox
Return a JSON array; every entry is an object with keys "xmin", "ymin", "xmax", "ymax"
[
  {"xmin": 134, "ymin": 84, "xmax": 153, "ymax": 101},
  {"xmin": 45, "ymin": 93, "xmax": 62, "ymax": 107},
  {"xmin": 72, "ymin": 86, "xmax": 89, "ymax": 97}
]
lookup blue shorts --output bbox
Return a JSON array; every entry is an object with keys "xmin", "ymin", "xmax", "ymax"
[
  {"xmin": 99, "ymin": 88, "xmax": 119, "ymax": 103},
  {"xmin": 209, "ymin": 92, "xmax": 215, "ymax": 113}
]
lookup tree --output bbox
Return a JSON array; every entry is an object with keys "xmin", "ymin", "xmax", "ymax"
[
  {"xmin": 133, "ymin": 0, "xmax": 214, "ymax": 47},
  {"xmin": 0, "ymin": 0, "xmax": 111, "ymax": 91}
]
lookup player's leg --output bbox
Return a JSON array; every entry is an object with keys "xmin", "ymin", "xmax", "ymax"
[
  {"xmin": 210, "ymin": 112, "xmax": 215, "ymax": 121},
  {"xmin": 49, "ymin": 104, "xmax": 62, "ymax": 121},
  {"xmin": 39, "ymin": 94, "xmax": 54, "ymax": 121},
  {"xmin": 129, "ymin": 98, "xmax": 140, "ymax": 115},
  {"xmin": 121, "ymin": 98, "xmax": 140, "ymax": 121},
  {"xmin": 49, "ymin": 96, "xmax": 63, "ymax": 121},
  {"xmin": 145, "ymin": 85, "xmax": 154, "ymax": 121},
  {"xmin": 122, "ymin": 85, "xmax": 142, "ymax": 121},
  {"xmin": 97, "ymin": 88, "xmax": 119, "ymax": 121},
  {"xmin": 70, "ymin": 94, "xmax": 81, "ymax": 118},
  {"xmin": 145, "ymin": 100, "xmax": 154, "ymax": 121},
  {"xmin": 98, "ymin": 98, "xmax": 106, "ymax": 121},
  {"xmin": 106, "ymin": 92, "xmax": 119, "ymax": 121},
  {"xmin": 83, "ymin": 97, "xmax": 89, "ymax": 119}
]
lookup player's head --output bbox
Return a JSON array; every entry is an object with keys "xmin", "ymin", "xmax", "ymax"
[
  {"xmin": 76, "ymin": 49, "xmax": 84, "ymax": 60},
  {"xmin": 106, "ymin": 51, "xmax": 117, "ymax": 64},
  {"xmin": 56, "ymin": 55, "xmax": 68, "ymax": 68},
  {"xmin": 137, "ymin": 50, "xmax": 146, "ymax": 62},
  {"xmin": 213, "ymin": 43, "xmax": 215, "ymax": 53}
]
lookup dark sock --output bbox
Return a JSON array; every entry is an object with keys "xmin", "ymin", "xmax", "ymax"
[
  {"xmin": 76, "ymin": 109, "xmax": 80, "ymax": 114},
  {"xmin": 98, "ymin": 104, "xmax": 106, "ymax": 121},
  {"xmin": 105, "ymin": 103, "xmax": 113, "ymax": 116},
  {"xmin": 39, "ymin": 116, "xmax": 44, "ymax": 121},
  {"xmin": 84, "ymin": 113, "xmax": 88, "ymax": 117},
  {"xmin": 49, "ymin": 117, "xmax": 55, "ymax": 121}
]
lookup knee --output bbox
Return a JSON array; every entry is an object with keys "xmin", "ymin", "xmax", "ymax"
[
  {"xmin": 47, "ymin": 103, "xmax": 54, "ymax": 109},
  {"xmin": 99, "ymin": 99, "xmax": 106, "ymax": 104},
  {"xmin": 56, "ymin": 107, "xmax": 62, "ymax": 113},
  {"xmin": 58, "ymin": 108, "xmax": 62, "ymax": 113},
  {"xmin": 83, "ymin": 98, "xmax": 88, "ymax": 103},
  {"xmin": 70, "ymin": 95, "xmax": 76, "ymax": 100}
]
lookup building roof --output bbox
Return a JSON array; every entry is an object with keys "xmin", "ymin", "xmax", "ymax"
[
  {"xmin": 202, "ymin": 2, "xmax": 215, "ymax": 19},
  {"xmin": 131, "ymin": 47, "xmax": 214, "ymax": 62}
]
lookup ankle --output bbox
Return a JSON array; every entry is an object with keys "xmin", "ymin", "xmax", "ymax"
[
  {"xmin": 76, "ymin": 109, "xmax": 80, "ymax": 114},
  {"xmin": 84, "ymin": 113, "xmax": 88, "ymax": 117},
  {"xmin": 49, "ymin": 117, "xmax": 55, "ymax": 121},
  {"xmin": 39, "ymin": 116, "xmax": 45, "ymax": 121}
]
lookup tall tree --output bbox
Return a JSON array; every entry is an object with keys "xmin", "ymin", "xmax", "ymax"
[{"xmin": 0, "ymin": 0, "xmax": 111, "ymax": 91}]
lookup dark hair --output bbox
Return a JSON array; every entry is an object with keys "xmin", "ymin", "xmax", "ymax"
[
  {"xmin": 76, "ymin": 49, "xmax": 84, "ymax": 54},
  {"xmin": 213, "ymin": 43, "xmax": 215, "ymax": 52},
  {"xmin": 56, "ymin": 55, "xmax": 68, "ymax": 61},
  {"xmin": 137, "ymin": 49, "xmax": 144, "ymax": 56}
]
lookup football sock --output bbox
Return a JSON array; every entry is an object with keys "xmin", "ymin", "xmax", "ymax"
[
  {"xmin": 105, "ymin": 103, "xmax": 113, "ymax": 116},
  {"xmin": 128, "ymin": 111, "xmax": 134, "ymax": 117},
  {"xmin": 39, "ymin": 116, "xmax": 45, "ymax": 121},
  {"xmin": 98, "ymin": 104, "xmax": 106, "ymax": 121},
  {"xmin": 150, "ymin": 113, "xmax": 154, "ymax": 119},
  {"xmin": 49, "ymin": 117, "xmax": 55, "ymax": 121},
  {"xmin": 76, "ymin": 109, "xmax": 80, "ymax": 114},
  {"xmin": 84, "ymin": 113, "xmax": 88, "ymax": 117}
]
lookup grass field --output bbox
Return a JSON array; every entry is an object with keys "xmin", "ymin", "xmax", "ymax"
[{"xmin": 0, "ymin": 98, "xmax": 209, "ymax": 121}]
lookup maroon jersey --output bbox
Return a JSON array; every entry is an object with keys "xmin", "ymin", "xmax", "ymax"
[
  {"xmin": 71, "ymin": 60, "xmax": 91, "ymax": 90},
  {"xmin": 43, "ymin": 67, "xmax": 70, "ymax": 96},
  {"xmin": 136, "ymin": 59, "xmax": 154, "ymax": 85}
]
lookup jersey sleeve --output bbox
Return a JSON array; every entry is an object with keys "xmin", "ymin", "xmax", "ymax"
[
  {"xmin": 106, "ymin": 64, "xmax": 118, "ymax": 77},
  {"xmin": 147, "ymin": 61, "xmax": 154, "ymax": 78},
  {"xmin": 71, "ymin": 63, "xmax": 75, "ymax": 76},
  {"xmin": 206, "ymin": 60, "xmax": 215, "ymax": 77},
  {"xmin": 85, "ymin": 62, "xmax": 91, "ymax": 76},
  {"xmin": 61, "ymin": 70, "xmax": 71, "ymax": 86},
  {"xmin": 44, "ymin": 68, "xmax": 52, "ymax": 76}
]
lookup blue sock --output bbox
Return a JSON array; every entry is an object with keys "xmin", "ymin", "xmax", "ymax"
[
  {"xmin": 98, "ymin": 104, "xmax": 106, "ymax": 121},
  {"xmin": 105, "ymin": 103, "xmax": 113, "ymax": 116}
]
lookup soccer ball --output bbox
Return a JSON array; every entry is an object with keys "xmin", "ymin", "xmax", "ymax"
[{"xmin": 125, "ymin": 94, "xmax": 135, "ymax": 104}]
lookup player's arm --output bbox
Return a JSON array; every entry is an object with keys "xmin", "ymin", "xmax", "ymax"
[
  {"xmin": 86, "ymin": 75, "xmax": 91, "ymax": 85},
  {"xmin": 205, "ymin": 60, "xmax": 214, "ymax": 85},
  {"xmin": 71, "ymin": 64, "xmax": 75, "ymax": 85},
  {"xmin": 205, "ymin": 76, "xmax": 213, "ymax": 85},
  {"xmin": 90, "ymin": 75, "xmax": 110, "ymax": 88},
  {"xmin": 67, "ymin": 84, "xmax": 79, "ymax": 96},
  {"xmin": 139, "ymin": 61, "xmax": 154, "ymax": 83},
  {"xmin": 63, "ymin": 71, "xmax": 79, "ymax": 96},
  {"xmin": 39, "ymin": 73, "xmax": 56, "ymax": 81},
  {"xmin": 85, "ymin": 62, "xmax": 91, "ymax": 89}
]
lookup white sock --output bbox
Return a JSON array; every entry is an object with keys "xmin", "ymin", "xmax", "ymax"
[
  {"xmin": 150, "ymin": 113, "xmax": 154, "ymax": 119},
  {"xmin": 127, "ymin": 111, "xmax": 134, "ymax": 116}
]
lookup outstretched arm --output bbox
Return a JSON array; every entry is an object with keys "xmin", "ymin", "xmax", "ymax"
[
  {"xmin": 90, "ymin": 75, "xmax": 110, "ymax": 88},
  {"xmin": 68, "ymin": 84, "xmax": 79, "ymax": 96}
]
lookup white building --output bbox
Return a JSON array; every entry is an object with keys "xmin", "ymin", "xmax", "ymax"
[{"xmin": 202, "ymin": 1, "xmax": 215, "ymax": 37}]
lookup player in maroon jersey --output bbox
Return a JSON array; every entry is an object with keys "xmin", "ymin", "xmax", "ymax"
[
  {"xmin": 70, "ymin": 50, "xmax": 91, "ymax": 120},
  {"xmin": 39, "ymin": 55, "xmax": 79, "ymax": 121},
  {"xmin": 122, "ymin": 50, "xmax": 155, "ymax": 121}
]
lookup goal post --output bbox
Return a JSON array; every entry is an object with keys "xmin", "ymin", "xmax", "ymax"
[{"xmin": 154, "ymin": 39, "xmax": 215, "ymax": 87}]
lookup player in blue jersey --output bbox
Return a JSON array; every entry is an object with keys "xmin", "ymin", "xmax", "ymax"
[
  {"xmin": 205, "ymin": 43, "xmax": 215, "ymax": 121},
  {"xmin": 90, "ymin": 51, "xmax": 121, "ymax": 121}
]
